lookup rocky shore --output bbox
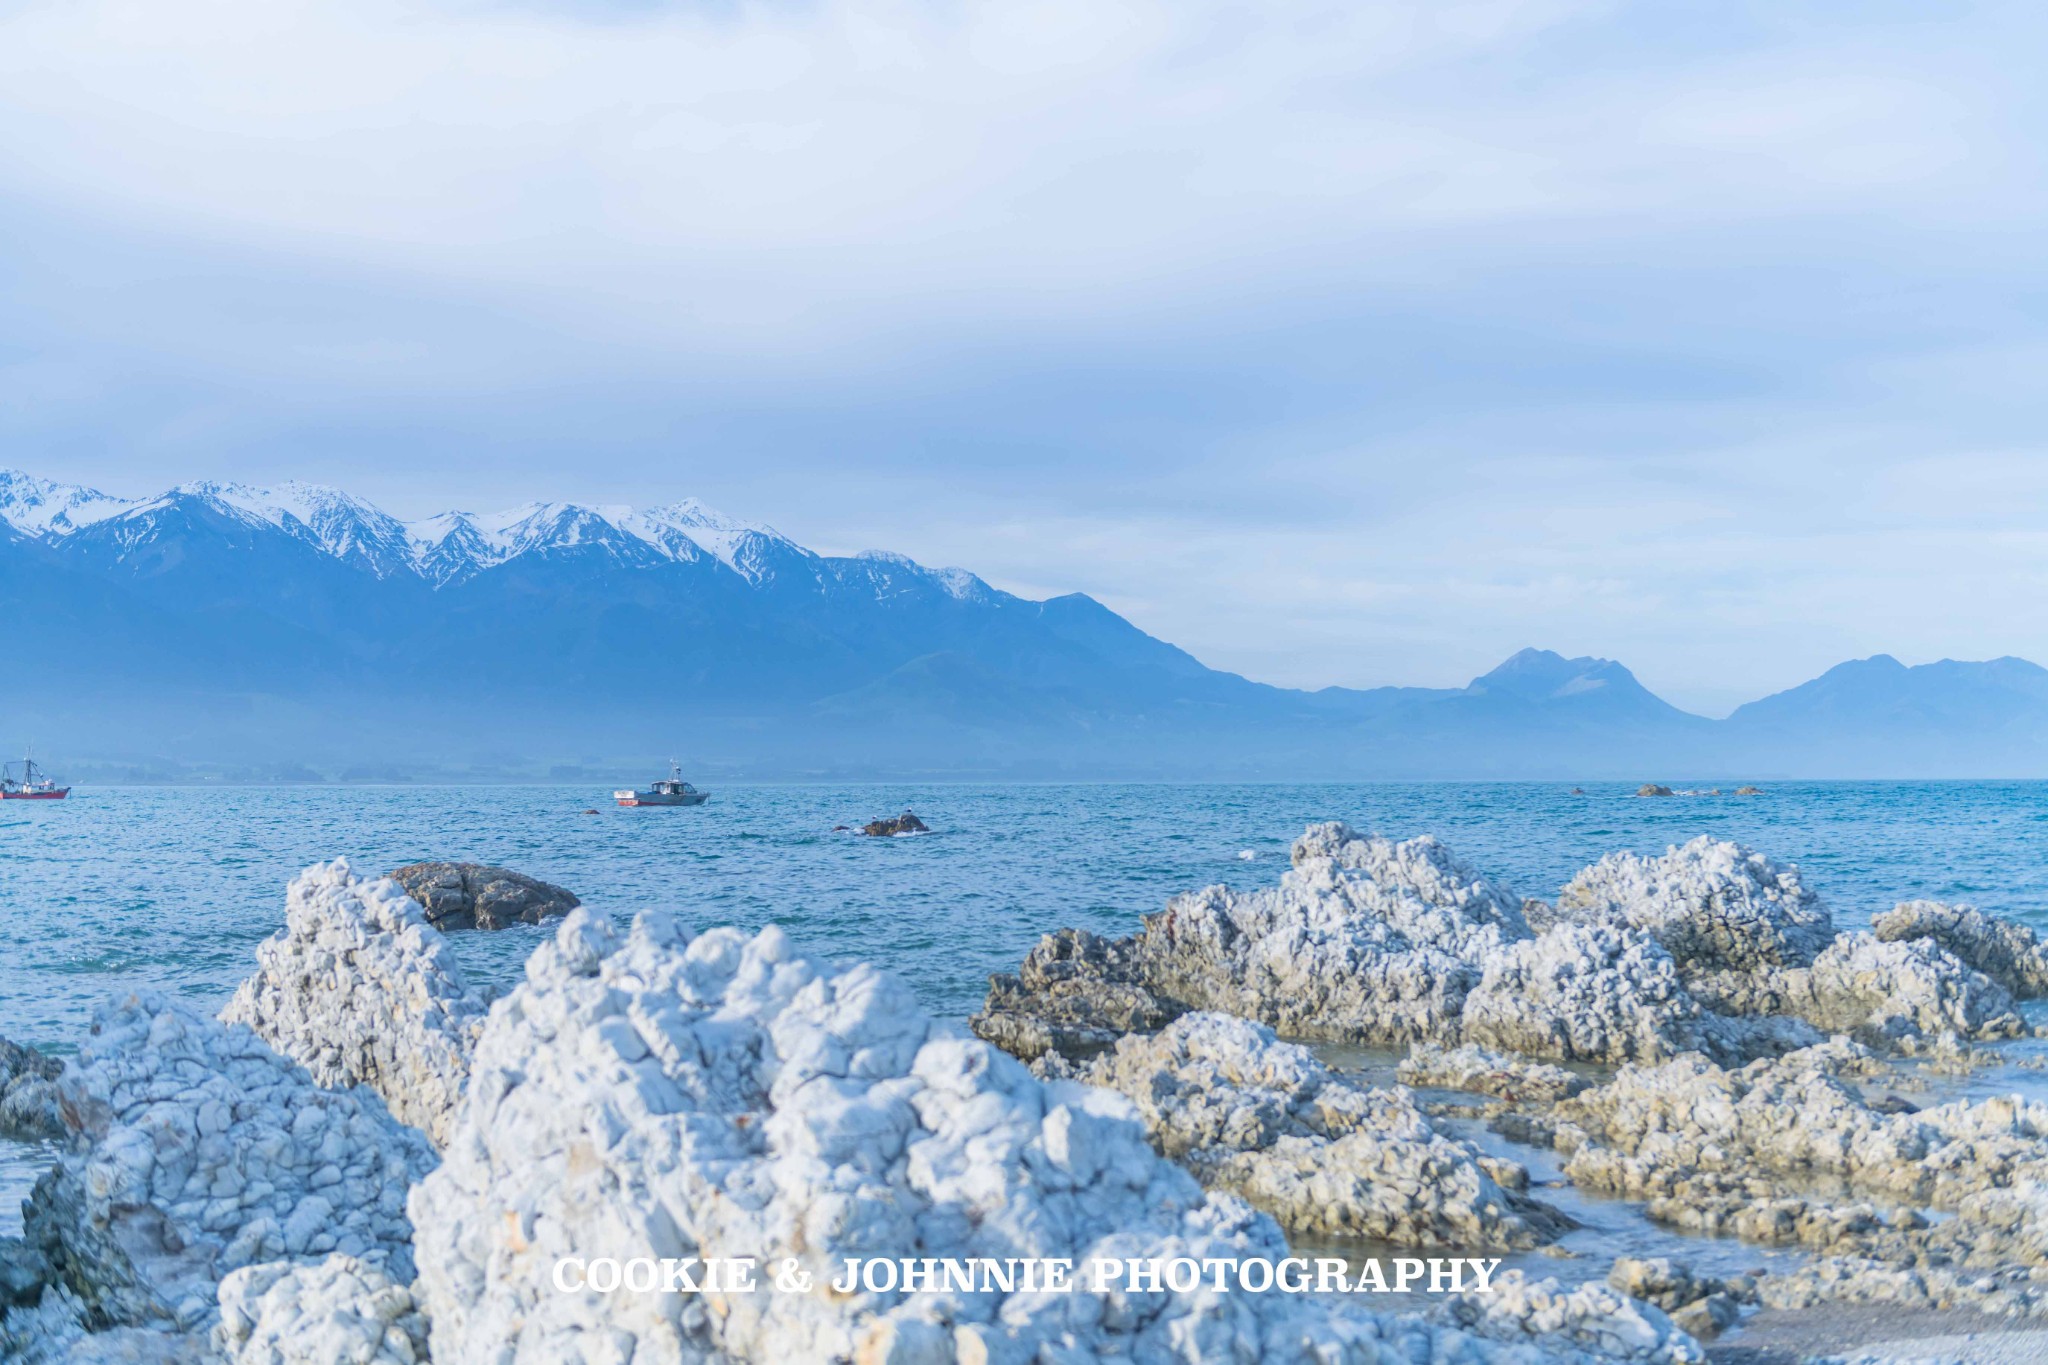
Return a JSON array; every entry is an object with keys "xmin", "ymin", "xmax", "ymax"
[{"xmin": 4, "ymin": 828, "xmax": 2046, "ymax": 1362}]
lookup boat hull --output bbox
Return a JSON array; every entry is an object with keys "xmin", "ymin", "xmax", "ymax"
[
  {"xmin": 616, "ymin": 793, "xmax": 708, "ymax": 807},
  {"xmin": 0, "ymin": 789, "xmax": 68, "ymax": 799}
]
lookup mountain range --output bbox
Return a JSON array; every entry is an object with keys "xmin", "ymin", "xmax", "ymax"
[{"xmin": 5, "ymin": 468, "xmax": 2047, "ymax": 780}]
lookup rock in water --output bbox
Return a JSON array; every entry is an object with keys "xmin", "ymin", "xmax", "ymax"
[
  {"xmin": 222, "ymin": 858, "xmax": 488, "ymax": 1147},
  {"xmin": 0, "ymin": 1037, "xmax": 65, "ymax": 1139},
  {"xmin": 19, "ymin": 992, "xmax": 433, "ymax": 1336},
  {"xmin": 1552, "ymin": 837, "xmax": 1836, "ymax": 975},
  {"xmin": 973, "ymin": 927, "xmax": 1180, "ymax": 1061},
  {"xmin": 408, "ymin": 907, "xmax": 1688, "ymax": 1363},
  {"xmin": 859, "ymin": 810, "xmax": 930, "ymax": 836},
  {"xmin": 388, "ymin": 861, "xmax": 580, "ymax": 930},
  {"xmin": 1635, "ymin": 785, "xmax": 1673, "ymax": 797},
  {"xmin": 1063, "ymin": 1012, "xmax": 1569, "ymax": 1248},
  {"xmin": 1874, "ymin": 899, "xmax": 2048, "ymax": 999}
]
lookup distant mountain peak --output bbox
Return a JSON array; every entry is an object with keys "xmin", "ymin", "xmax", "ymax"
[{"xmin": 1471, "ymin": 648, "xmax": 1635, "ymax": 699}]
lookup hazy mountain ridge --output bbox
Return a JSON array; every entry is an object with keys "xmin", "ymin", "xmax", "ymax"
[{"xmin": 5, "ymin": 470, "xmax": 2045, "ymax": 779}]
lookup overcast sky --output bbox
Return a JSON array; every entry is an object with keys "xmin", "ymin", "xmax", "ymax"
[{"xmin": 3, "ymin": 0, "xmax": 2046, "ymax": 714}]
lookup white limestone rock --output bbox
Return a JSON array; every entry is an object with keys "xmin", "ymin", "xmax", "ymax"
[
  {"xmin": 19, "ymin": 991, "xmax": 433, "ymax": 1337},
  {"xmin": 407, "ymin": 907, "xmax": 1652, "ymax": 1364},
  {"xmin": 1460, "ymin": 925, "xmax": 1709, "ymax": 1066},
  {"xmin": 1874, "ymin": 900, "xmax": 2048, "ymax": 1000},
  {"xmin": 1071, "ymin": 1013, "xmax": 1566, "ymax": 1247},
  {"xmin": 1691, "ymin": 933, "xmax": 2025, "ymax": 1048},
  {"xmin": 1397, "ymin": 1044, "xmax": 1590, "ymax": 1102},
  {"xmin": 1552, "ymin": 837, "xmax": 1834, "ymax": 975},
  {"xmin": 222, "ymin": 858, "xmax": 487, "ymax": 1148},
  {"xmin": 1134, "ymin": 825, "xmax": 1531, "ymax": 1046},
  {"xmin": 1438, "ymin": 1271, "xmax": 1705, "ymax": 1364},
  {"xmin": 1559, "ymin": 1043, "xmax": 2048, "ymax": 1213},
  {"xmin": 215, "ymin": 1256, "xmax": 427, "ymax": 1364}
]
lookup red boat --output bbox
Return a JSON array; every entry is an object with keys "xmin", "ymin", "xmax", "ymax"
[{"xmin": 1, "ymin": 751, "xmax": 69, "ymax": 800}]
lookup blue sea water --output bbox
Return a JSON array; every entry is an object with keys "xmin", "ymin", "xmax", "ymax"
[{"xmin": 7, "ymin": 779, "xmax": 2048, "ymax": 1050}]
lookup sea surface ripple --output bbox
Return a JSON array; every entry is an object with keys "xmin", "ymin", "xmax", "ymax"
[{"xmin": 6, "ymin": 780, "xmax": 2048, "ymax": 1050}]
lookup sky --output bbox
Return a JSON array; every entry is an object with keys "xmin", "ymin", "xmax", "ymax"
[{"xmin": 3, "ymin": 1, "xmax": 2046, "ymax": 715}]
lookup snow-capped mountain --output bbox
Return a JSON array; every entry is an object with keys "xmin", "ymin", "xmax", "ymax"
[
  {"xmin": 0, "ymin": 471, "xmax": 858, "ymax": 590},
  {"xmin": 8, "ymin": 468, "xmax": 2048, "ymax": 777}
]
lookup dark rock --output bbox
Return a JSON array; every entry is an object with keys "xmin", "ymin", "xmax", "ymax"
[
  {"xmin": 0, "ymin": 1235, "xmax": 49, "ymax": 1309},
  {"xmin": 1734, "ymin": 785, "xmax": 1763, "ymax": 795},
  {"xmin": 1869, "ymin": 1093, "xmax": 1919, "ymax": 1115},
  {"xmin": 389, "ymin": 863, "xmax": 581, "ymax": 931},
  {"xmin": 1635, "ymin": 784, "xmax": 1674, "ymax": 797},
  {"xmin": 971, "ymin": 928, "xmax": 1181, "ymax": 1061},
  {"xmin": 0, "ymin": 1038, "xmax": 65, "ymax": 1139},
  {"xmin": 860, "ymin": 811, "xmax": 930, "ymax": 837}
]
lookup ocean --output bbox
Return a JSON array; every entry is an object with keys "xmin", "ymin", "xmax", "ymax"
[
  {"xmin": 7, "ymin": 779, "xmax": 2048, "ymax": 1050},
  {"xmin": 6, "ymin": 778, "xmax": 2048, "ymax": 1257}
]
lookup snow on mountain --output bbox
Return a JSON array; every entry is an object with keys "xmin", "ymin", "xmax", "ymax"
[
  {"xmin": 0, "ymin": 469, "xmax": 836, "ymax": 589},
  {"xmin": 0, "ymin": 469, "xmax": 134, "ymax": 536}
]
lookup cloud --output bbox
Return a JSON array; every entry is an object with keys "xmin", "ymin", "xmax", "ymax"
[{"xmin": 1, "ymin": 0, "xmax": 2045, "ymax": 709}]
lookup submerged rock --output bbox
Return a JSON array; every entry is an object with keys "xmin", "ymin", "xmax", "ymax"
[
  {"xmin": 388, "ymin": 861, "xmax": 580, "ymax": 930},
  {"xmin": 859, "ymin": 810, "xmax": 930, "ymax": 836},
  {"xmin": 407, "ymin": 907, "xmax": 1664, "ymax": 1364},
  {"xmin": 0, "ymin": 1038, "xmax": 65, "ymax": 1140},
  {"xmin": 1874, "ymin": 899, "xmax": 2048, "ymax": 999},
  {"xmin": 222, "ymin": 858, "xmax": 487, "ymax": 1147},
  {"xmin": 19, "ymin": 992, "xmax": 432, "ymax": 1337},
  {"xmin": 1063, "ymin": 1012, "xmax": 1568, "ymax": 1248}
]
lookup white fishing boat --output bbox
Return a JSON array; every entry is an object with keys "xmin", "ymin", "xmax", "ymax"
[{"xmin": 614, "ymin": 761, "xmax": 709, "ymax": 808}]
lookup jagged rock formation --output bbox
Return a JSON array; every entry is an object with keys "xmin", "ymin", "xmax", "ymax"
[
  {"xmin": 1054, "ymin": 1012, "xmax": 1567, "ymax": 1247},
  {"xmin": 1688, "ymin": 932, "xmax": 2025, "ymax": 1048},
  {"xmin": 387, "ymin": 861, "xmax": 580, "ymax": 930},
  {"xmin": 977, "ymin": 826, "xmax": 2018, "ymax": 1068},
  {"xmin": 407, "ymin": 907, "xmax": 1687, "ymax": 1364},
  {"xmin": 1551, "ymin": 837, "xmax": 1835, "ymax": 975},
  {"xmin": 14, "ymin": 992, "xmax": 433, "ymax": 1340},
  {"xmin": 215, "ymin": 1256, "xmax": 428, "ymax": 1364},
  {"xmin": 0, "ymin": 1038, "xmax": 65, "ymax": 1139},
  {"xmin": 974, "ymin": 928, "xmax": 1178, "ymax": 1061},
  {"xmin": 223, "ymin": 859, "xmax": 487, "ymax": 1147},
  {"xmin": 1875, "ymin": 899, "xmax": 2048, "ymax": 999}
]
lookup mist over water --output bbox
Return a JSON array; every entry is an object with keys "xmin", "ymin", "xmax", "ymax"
[{"xmin": 6, "ymin": 780, "xmax": 2048, "ymax": 1051}]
